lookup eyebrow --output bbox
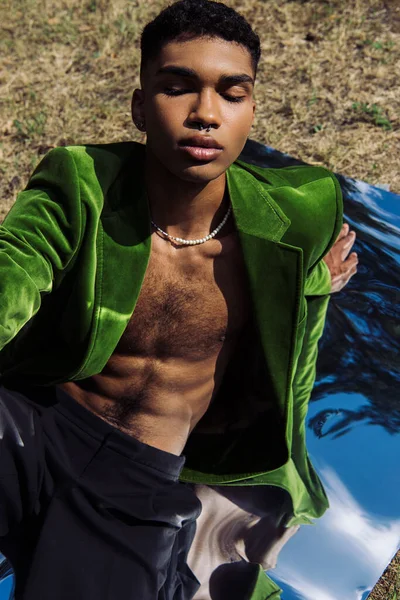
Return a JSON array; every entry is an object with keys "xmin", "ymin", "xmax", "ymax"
[{"xmin": 155, "ymin": 66, "xmax": 254, "ymax": 86}]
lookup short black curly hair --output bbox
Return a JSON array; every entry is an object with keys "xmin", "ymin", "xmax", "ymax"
[{"xmin": 140, "ymin": 0, "xmax": 261, "ymax": 79}]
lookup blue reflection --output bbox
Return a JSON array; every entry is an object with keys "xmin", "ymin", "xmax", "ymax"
[
  {"xmin": 0, "ymin": 560, "xmax": 13, "ymax": 600},
  {"xmin": 0, "ymin": 579, "xmax": 13, "ymax": 600},
  {"xmin": 277, "ymin": 580, "xmax": 305, "ymax": 600},
  {"xmin": 272, "ymin": 460, "xmax": 399, "ymax": 600}
]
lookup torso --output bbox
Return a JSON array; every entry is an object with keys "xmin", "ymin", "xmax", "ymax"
[{"xmin": 59, "ymin": 220, "xmax": 251, "ymax": 455}]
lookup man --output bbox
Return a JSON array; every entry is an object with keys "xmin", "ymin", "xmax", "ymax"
[{"xmin": 0, "ymin": 0, "xmax": 358, "ymax": 598}]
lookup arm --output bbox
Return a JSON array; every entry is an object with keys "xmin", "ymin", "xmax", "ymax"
[
  {"xmin": 304, "ymin": 224, "xmax": 358, "ymax": 297},
  {"xmin": 291, "ymin": 223, "xmax": 358, "ymax": 500},
  {"xmin": 297, "ymin": 221, "xmax": 359, "ymax": 406},
  {"xmin": 0, "ymin": 147, "xmax": 82, "ymax": 353}
]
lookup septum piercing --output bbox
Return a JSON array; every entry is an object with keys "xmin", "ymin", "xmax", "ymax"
[{"xmin": 198, "ymin": 124, "xmax": 212, "ymax": 132}]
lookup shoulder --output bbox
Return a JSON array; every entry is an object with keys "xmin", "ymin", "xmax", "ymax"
[
  {"xmin": 28, "ymin": 141, "xmax": 144, "ymax": 195},
  {"xmin": 63, "ymin": 140, "xmax": 143, "ymax": 170},
  {"xmin": 24, "ymin": 142, "xmax": 145, "ymax": 216},
  {"xmin": 233, "ymin": 158, "xmax": 343, "ymax": 268},
  {"xmin": 234, "ymin": 157, "xmax": 341, "ymax": 201}
]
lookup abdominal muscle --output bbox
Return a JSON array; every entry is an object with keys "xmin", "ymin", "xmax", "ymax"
[{"xmin": 59, "ymin": 344, "xmax": 233, "ymax": 456}]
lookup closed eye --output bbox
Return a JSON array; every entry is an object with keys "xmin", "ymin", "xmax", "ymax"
[
  {"xmin": 163, "ymin": 87, "xmax": 191, "ymax": 96},
  {"xmin": 162, "ymin": 88, "xmax": 245, "ymax": 103}
]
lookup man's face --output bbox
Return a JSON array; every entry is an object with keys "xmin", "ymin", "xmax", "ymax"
[{"xmin": 133, "ymin": 36, "xmax": 256, "ymax": 183}]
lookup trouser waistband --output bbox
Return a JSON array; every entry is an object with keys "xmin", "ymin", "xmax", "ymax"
[{"xmin": 53, "ymin": 386, "xmax": 187, "ymax": 480}]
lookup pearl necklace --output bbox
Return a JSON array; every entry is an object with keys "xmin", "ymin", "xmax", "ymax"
[{"xmin": 151, "ymin": 204, "xmax": 232, "ymax": 246}]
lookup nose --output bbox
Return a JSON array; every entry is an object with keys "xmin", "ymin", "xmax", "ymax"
[{"xmin": 187, "ymin": 88, "xmax": 221, "ymax": 130}]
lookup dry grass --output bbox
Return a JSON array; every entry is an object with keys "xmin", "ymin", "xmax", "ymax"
[
  {"xmin": 371, "ymin": 551, "xmax": 400, "ymax": 600},
  {"xmin": 0, "ymin": 0, "xmax": 399, "ymax": 220},
  {"xmin": 0, "ymin": 0, "xmax": 399, "ymax": 596}
]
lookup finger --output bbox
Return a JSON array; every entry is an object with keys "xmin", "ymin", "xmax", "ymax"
[
  {"xmin": 329, "ymin": 234, "xmax": 355, "ymax": 263},
  {"xmin": 334, "ymin": 228, "xmax": 356, "ymax": 250},
  {"xmin": 332, "ymin": 263, "xmax": 358, "ymax": 292},
  {"xmin": 335, "ymin": 223, "xmax": 350, "ymax": 243},
  {"xmin": 340, "ymin": 232, "xmax": 357, "ymax": 261},
  {"xmin": 343, "ymin": 250, "xmax": 358, "ymax": 264},
  {"xmin": 340, "ymin": 252, "xmax": 358, "ymax": 272},
  {"xmin": 338, "ymin": 259, "xmax": 357, "ymax": 281},
  {"xmin": 342, "ymin": 263, "xmax": 358, "ymax": 286},
  {"xmin": 347, "ymin": 259, "xmax": 358, "ymax": 275}
]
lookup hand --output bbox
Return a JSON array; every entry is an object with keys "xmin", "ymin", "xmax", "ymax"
[{"xmin": 323, "ymin": 223, "xmax": 358, "ymax": 293}]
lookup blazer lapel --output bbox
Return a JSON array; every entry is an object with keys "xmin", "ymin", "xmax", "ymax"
[
  {"xmin": 90, "ymin": 150, "xmax": 303, "ymax": 413},
  {"xmin": 85, "ymin": 155, "xmax": 152, "ymax": 375},
  {"xmin": 226, "ymin": 162, "xmax": 304, "ymax": 414}
]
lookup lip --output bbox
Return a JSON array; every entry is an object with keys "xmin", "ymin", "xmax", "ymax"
[
  {"xmin": 179, "ymin": 135, "xmax": 223, "ymax": 149},
  {"xmin": 179, "ymin": 146, "xmax": 223, "ymax": 161}
]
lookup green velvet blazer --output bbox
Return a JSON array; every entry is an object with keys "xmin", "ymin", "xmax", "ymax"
[{"xmin": 0, "ymin": 142, "xmax": 342, "ymax": 590}]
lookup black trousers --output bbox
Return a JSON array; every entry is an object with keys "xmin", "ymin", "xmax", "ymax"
[{"xmin": 0, "ymin": 384, "xmax": 202, "ymax": 600}]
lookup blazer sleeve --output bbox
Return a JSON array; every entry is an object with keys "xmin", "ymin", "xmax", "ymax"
[
  {"xmin": 0, "ymin": 147, "xmax": 83, "ymax": 353},
  {"xmin": 304, "ymin": 169, "xmax": 344, "ymax": 297},
  {"xmin": 304, "ymin": 259, "xmax": 331, "ymax": 296},
  {"xmin": 296, "ymin": 167, "xmax": 343, "ymax": 398},
  {"xmin": 292, "ymin": 167, "xmax": 342, "ymax": 421},
  {"xmin": 288, "ymin": 170, "xmax": 343, "ymax": 509}
]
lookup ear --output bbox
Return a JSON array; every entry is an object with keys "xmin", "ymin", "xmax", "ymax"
[
  {"xmin": 131, "ymin": 89, "xmax": 146, "ymax": 132},
  {"xmin": 251, "ymin": 100, "xmax": 256, "ymax": 124}
]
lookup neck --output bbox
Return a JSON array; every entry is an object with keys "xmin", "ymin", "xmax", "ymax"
[{"xmin": 144, "ymin": 147, "xmax": 231, "ymax": 240}]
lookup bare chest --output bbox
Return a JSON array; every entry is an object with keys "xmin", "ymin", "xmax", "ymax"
[{"xmin": 114, "ymin": 234, "xmax": 251, "ymax": 360}]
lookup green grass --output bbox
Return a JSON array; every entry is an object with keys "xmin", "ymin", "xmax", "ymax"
[{"xmin": 351, "ymin": 102, "xmax": 393, "ymax": 131}]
